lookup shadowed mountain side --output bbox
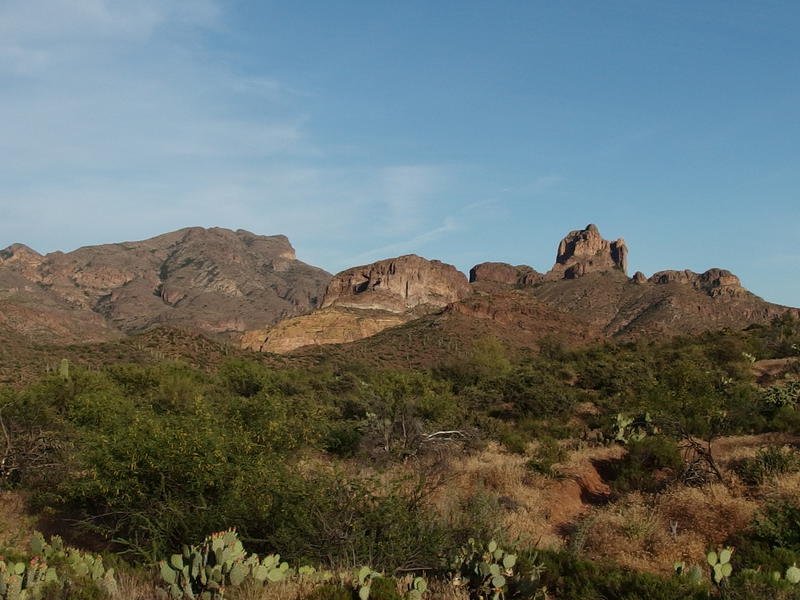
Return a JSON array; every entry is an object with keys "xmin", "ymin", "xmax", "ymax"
[
  {"xmin": 0, "ymin": 300, "xmax": 121, "ymax": 345},
  {"xmin": 288, "ymin": 287, "xmax": 601, "ymax": 368},
  {"xmin": 0, "ymin": 227, "xmax": 331, "ymax": 342},
  {"xmin": 528, "ymin": 271, "xmax": 799, "ymax": 337},
  {"xmin": 469, "ymin": 224, "xmax": 798, "ymax": 337}
]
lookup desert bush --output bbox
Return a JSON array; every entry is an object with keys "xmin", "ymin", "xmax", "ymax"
[
  {"xmin": 304, "ymin": 585, "xmax": 353, "ymax": 600},
  {"xmin": 725, "ymin": 570, "xmax": 800, "ymax": 600},
  {"xmin": 367, "ymin": 576, "xmax": 402, "ymax": 600},
  {"xmin": 322, "ymin": 421, "xmax": 363, "ymax": 458},
  {"xmin": 611, "ymin": 436, "xmax": 683, "ymax": 494},
  {"xmin": 265, "ymin": 472, "xmax": 451, "ymax": 571},
  {"xmin": 733, "ymin": 445, "xmax": 800, "ymax": 486},
  {"xmin": 525, "ymin": 437, "xmax": 566, "ymax": 477},
  {"xmin": 533, "ymin": 549, "xmax": 709, "ymax": 600},
  {"xmin": 753, "ymin": 500, "xmax": 800, "ymax": 551},
  {"xmin": 496, "ymin": 428, "xmax": 527, "ymax": 455}
]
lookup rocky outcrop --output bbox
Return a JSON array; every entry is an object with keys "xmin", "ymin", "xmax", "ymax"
[
  {"xmin": 549, "ymin": 224, "xmax": 628, "ymax": 279},
  {"xmin": 469, "ymin": 262, "xmax": 544, "ymax": 286},
  {"xmin": 322, "ymin": 254, "xmax": 471, "ymax": 314},
  {"xmin": 469, "ymin": 224, "xmax": 628, "ymax": 287},
  {"xmin": 241, "ymin": 307, "xmax": 408, "ymax": 354},
  {"xmin": 243, "ymin": 254, "xmax": 472, "ymax": 354},
  {"xmin": 648, "ymin": 268, "xmax": 745, "ymax": 298},
  {"xmin": 463, "ymin": 224, "xmax": 796, "ymax": 339},
  {"xmin": 0, "ymin": 227, "xmax": 331, "ymax": 342}
]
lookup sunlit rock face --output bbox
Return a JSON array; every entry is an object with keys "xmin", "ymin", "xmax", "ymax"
[
  {"xmin": 321, "ymin": 254, "xmax": 471, "ymax": 314},
  {"xmin": 549, "ymin": 223, "xmax": 628, "ymax": 279}
]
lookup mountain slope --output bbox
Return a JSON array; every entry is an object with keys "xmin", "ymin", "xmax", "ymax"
[
  {"xmin": 0, "ymin": 227, "xmax": 331, "ymax": 342},
  {"xmin": 471, "ymin": 224, "xmax": 799, "ymax": 338}
]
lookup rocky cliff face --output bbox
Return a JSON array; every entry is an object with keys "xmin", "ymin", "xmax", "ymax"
[
  {"xmin": 549, "ymin": 224, "xmax": 628, "ymax": 279},
  {"xmin": 469, "ymin": 224, "xmax": 626, "ymax": 285},
  {"xmin": 0, "ymin": 227, "xmax": 331, "ymax": 342},
  {"xmin": 322, "ymin": 255, "xmax": 471, "ymax": 313},
  {"xmin": 243, "ymin": 254, "xmax": 471, "ymax": 353}
]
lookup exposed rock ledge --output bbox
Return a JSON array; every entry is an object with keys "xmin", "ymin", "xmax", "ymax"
[
  {"xmin": 242, "ymin": 254, "xmax": 471, "ymax": 353},
  {"xmin": 241, "ymin": 307, "xmax": 408, "ymax": 354}
]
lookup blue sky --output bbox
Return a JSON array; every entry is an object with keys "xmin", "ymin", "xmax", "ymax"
[{"xmin": 1, "ymin": 1, "xmax": 798, "ymax": 306}]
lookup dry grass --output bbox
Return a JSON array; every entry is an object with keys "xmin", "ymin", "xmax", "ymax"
[
  {"xmin": 0, "ymin": 491, "xmax": 37, "ymax": 552},
  {"xmin": 713, "ymin": 433, "xmax": 799, "ymax": 470},
  {"xmin": 214, "ymin": 575, "xmax": 468, "ymax": 600},
  {"xmin": 418, "ymin": 441, "xmax": 627, "ymax": 551},
  {"xmin": 761, "ymin": 470, "xmax": 800, "ymax": 502},
  {"xmin": 228, "ymin": 579, "xmax": 317, "ymax": 600},
  {"xmin": 581, "ymin": 483, "xmax": 757, "ymax": 575},
  {"xmin": 421, "ymin": 442, "xmax": 562, "ymax": 548},
  {"xmin": 110, "ymin": 572, "xmax": 162, "ymax": 600}
]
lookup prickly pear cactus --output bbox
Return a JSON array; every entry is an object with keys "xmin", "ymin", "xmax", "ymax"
[
  {"xmin": 28, "ymin": 532, "xmax": 116, "ymax": 596},
  {"xmin": 451, "ymin": 539, "xmax": 518, "ymax": 600},
  {"xmin": 787, "ymin": 564, "xmax": 800, "ymax": 585},
  {"xmin": 0, "ymin": 556, "xmax": 59, "ymax": 599},
  {"xmin": 613, "ymin": 412, "xmax": 659, "ymax": 444},
  {"xmin": 707, "ymin": 547, "xmax": 734, "ymax": 585},
  {"xmin": 406, "ymin": 576, "xmax": 427, "ymax": 600},
  {"xmin": 158, "ymin": 528, "xmax": 290, "ymax": 599},
  {"xmin": 354, "ymin": 566, "xmax": 381, "ymax": 600}
]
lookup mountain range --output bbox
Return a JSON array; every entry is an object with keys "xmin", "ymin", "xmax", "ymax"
[{"xmin": 1, "ymin": 224, "xmax": 796, "ymax": 356}]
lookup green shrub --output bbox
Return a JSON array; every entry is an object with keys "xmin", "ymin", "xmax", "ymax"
[
  {"xmin": 733, "ymin": 446, "xmax": 800, "ymax": 486},
  {"xmin": 265, "ymin": 472, "xmax": 451, "ymax": 571},
  {"xmin": 726, "ymin": 569, "xmax": 800, "ymax": 600},
  {"xmin": 368, "ymin": 577, "xmax": 402, "ymax": 600},
  {"xmin": 323, "ymin": 421, "xmax": 363, "ymax": 458},
  {"xmin": 40, "ymin": 580, "xmax": 108, "ymax": 600},
  {"xmin": 305, "ymin": 584, "xmax": 353, "ymax": 600},
  {"xmin": 497, "ymin": 428, "xmax": 527, "ymax": 455},
  {"xmin": 526, "ymin": 437, "xmax": 567, "ymax": 477},
  {"xmin": 754, "ymin": 500, "xmax": 800, "ymax": 551},
  {"xmin": 611, "ymin": 436, "xmax": 683, "ymax": 494},
  {"xmin": 533, "ymin": 549, "xmax": 709, "ymax": 600}
]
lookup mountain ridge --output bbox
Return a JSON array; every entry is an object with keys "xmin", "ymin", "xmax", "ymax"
[{"xmin": 1, "ymin": 224, "xmax": 797, "ymax": 353}]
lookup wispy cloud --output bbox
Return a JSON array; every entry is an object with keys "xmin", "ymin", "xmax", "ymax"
[
  {"xmin": 343, "ymin": 217, "xmax": 460, "ymax": 267},
  {"xmin": 0, "ymin": 0, "xmax": 460, "ymax": 271}
]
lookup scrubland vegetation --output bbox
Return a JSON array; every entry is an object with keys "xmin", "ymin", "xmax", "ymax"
[{"xmin": 0, "ymin": 314, "xmax": 799, "ymax": 598}]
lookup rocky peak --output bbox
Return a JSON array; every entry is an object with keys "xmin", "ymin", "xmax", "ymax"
[
  {"xmin": 321, "ymin": 254, "xmax": 471, "ymax": 314},
  {"xmin": 549, "ymin": 224, "xmax": 628, "ymax": 279},
  {"xmin": 0, "ymin": 243, "xmax": 43, "ymax": 264},
  {"xmin": 0, "ymin": 243, "xmax": 45, "ymax": 280}
]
